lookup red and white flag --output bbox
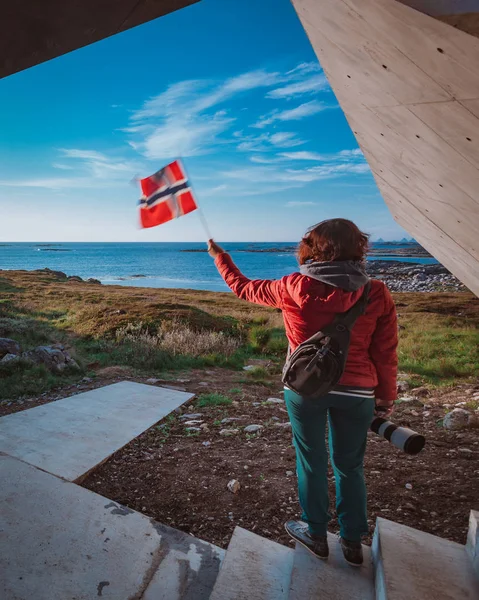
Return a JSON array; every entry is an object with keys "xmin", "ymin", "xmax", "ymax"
[{"xmin": 139, "ymin": 160, "xmax": 198, "ymax": 229}]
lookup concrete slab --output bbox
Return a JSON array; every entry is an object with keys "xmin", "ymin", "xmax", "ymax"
[
  {"xmin": 0, "ymin": 381, "xmax": 193, "ymax": 481},
  {"xmin": 289, "ymin": 535, "xmax": 374, "ymax": 599},
  {"xmin": 466, "ymin": 510, "xmax": 479, "ymax": 576},
  {"xmin": 209, "ymin": 526, "xmax": 294, "ymax": 600},
  {"xmin": 143, "ymin": 523, "xmax": 225, "ymax": 600},
  {"xmin": 0, "ymin": 455, "xmax": 224, "ymax": 600},
  {"xmin": 373, "ymin": 517, "xmax": 479, "ymax": 600}
]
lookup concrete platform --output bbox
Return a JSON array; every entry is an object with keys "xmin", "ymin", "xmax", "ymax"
[
  {"xmin": 0, "ymin": 455, "xmax": 224, "ymax": 600},
  {"xmin": 289, "ymin": 535, "xmax": 374, "ymax": 600},
  {"xmin": 209, "ymin": 526, "xmax": 294, "ymax": 600},
  {"xmin": 373, "ymin": 517, "xmax": 479, "ymax": 600},
  {"xmin": 0, "ymin": 381, "xmax": 193, "ymax": 481},
  {"xmin": 467, "ymin": 510, "xmax": 479, "ymax": 576}
]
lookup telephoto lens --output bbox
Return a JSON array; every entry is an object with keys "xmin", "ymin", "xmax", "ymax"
[{"xmin": 370, "ymin": 417, "xmax": 426, "ymax": 455}]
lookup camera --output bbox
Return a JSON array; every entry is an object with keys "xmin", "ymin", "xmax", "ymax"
[{"xmin": 370, "ymin": 417, "xmax": 426, "ymax": 455}]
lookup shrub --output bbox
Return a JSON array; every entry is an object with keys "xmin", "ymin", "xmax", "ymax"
[
  {"xmin": 197, "ymin": 393, "xmax": 232, "ymax": 407},
  {"xmin": 247, "ymin": 366, "xmax": 269, "ymax": 381},
  {"xmin": 249, "ymin": 326, "xmax": 272, "ymax": 352}
]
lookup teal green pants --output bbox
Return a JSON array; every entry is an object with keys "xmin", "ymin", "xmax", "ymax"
[{"xmin": 285, "ymin": 389, "xmax": 375, "ymax": 542}]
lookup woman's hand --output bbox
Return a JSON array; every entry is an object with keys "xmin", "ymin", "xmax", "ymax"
[
  {"xmin": 374, "ymin": 402, "xmax": 394, "ymax": 418},
  {"xmin": 207, "ymin": 239, "xmax": 225, "ymax": 259}
]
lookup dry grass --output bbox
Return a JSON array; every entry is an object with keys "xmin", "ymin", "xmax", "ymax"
[
  {"xmin": 115, "ymin": 320, "xmax": 241, "ymax": 357},
  {"xmin": 0, "ymin": 270, "xmax": 477, "ymax": 398}
]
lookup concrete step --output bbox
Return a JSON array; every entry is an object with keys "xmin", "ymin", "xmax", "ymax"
[
  {"xmin": 373, "ymin": 517, "xmax": 479, "ymax": 600},
  {"xmin": 466, "ymin": 510, "xmax": 479, "ymax": 577},
  {"xmin": 289, "ymin": 534, "xmax": 374, "ymax": 600},
  {"xmin": 209, "ymin": 527, "xmax": 294, "ymax": 600},
  {"xmin": 0, "ymin": 454, "xmax": 223, "ymax": 600},
  {"xmin": 0, "ymin": 381, "xmax": 193, "ymax": 481}
]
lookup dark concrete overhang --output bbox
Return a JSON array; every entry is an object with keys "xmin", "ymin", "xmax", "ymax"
[{"xmin": 1, "ymin": 0, "xmax": 199, "ymax": 79}]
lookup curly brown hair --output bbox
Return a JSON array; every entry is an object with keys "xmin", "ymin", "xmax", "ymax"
[{"xmin": 297, "ymin": 218, "xmax": 369, "ymax": 265}]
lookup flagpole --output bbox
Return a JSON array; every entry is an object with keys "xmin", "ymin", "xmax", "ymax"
[{"xmin": 179, "ymin": 158, "xmax": 214, "ymax": 242}]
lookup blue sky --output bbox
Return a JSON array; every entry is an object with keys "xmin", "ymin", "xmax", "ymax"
[{"xmin": 0, "ymin": 0, "xmax": 408, "ymax": 242}]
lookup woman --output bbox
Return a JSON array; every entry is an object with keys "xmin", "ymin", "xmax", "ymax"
[{"xmin": 207, "ymin": 219, "xmax": 398, "ymax": 566}]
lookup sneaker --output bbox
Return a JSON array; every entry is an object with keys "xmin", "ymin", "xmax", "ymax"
[
  {"xmin": 340, "ymin": 538, "xmax": 363, "ymax": 566},
  {"xmin": 284, "ymin": 520, "xmax": 329, "ymax": 560}
]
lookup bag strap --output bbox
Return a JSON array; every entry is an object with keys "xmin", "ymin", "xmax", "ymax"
[{"xmin": 332, "ymin": 281, "xmax": 371, "ymax": 330}]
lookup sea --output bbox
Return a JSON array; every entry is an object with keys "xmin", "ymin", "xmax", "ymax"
[{"xmin": 0, "ymin": 242, "xmax": 438, "ymax": 293}]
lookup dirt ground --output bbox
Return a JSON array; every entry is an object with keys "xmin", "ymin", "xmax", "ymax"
[
  {"xmin": 67, "ymin": 367, "xmax": 479, "ymax": 550},
  {"xmin": 2, "ymin": 363, "xmax": 477, "ymax": 550}
]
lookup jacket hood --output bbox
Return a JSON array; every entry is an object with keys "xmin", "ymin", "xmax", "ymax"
[
  {"xmin": 285, "ymin": 260, "xmax": 370, "ymax": 313},
  {"xmin": 299, "ymin": 260, "xmax": 369, "ymax": 292}
]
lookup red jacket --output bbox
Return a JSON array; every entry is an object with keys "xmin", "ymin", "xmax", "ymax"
[{"xmin": 215, "ymin": 253, "xmax": 398, "ymax": 403}]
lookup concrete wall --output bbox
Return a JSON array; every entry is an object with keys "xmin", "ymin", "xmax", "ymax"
[
  {"xmin": 291, "ymin": 0, "xmax": 479, "ymax": 295},
  {"xmin": 0, "ymin": 0, "xmax": 199, "ymax": 79},
  {"xmin": 398, "ymin": 0, "xmax": 479, "ymax": 16}
]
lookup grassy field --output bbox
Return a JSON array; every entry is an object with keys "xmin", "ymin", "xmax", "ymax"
[{"xmin": 0, "ymin": 269, "xmax": 478, "ymax": 399}]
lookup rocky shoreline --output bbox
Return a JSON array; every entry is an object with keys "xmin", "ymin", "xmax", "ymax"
[{"xmin": 366, "ymin": 261, "xmax": 466, "ymax": 292}]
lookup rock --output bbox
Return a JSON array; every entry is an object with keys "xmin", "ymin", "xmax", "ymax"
[
  {"xmin": 161, "ymin": 385, "xmax": 187, "ymax": 392},
  {"xmin": 243, "ymin": 365, "xmax": 255, "ymax": 371},
  {"xmin": 265, "ymin": 397, "xmax": 284, "ymax": 404},
  {"xmin": 183, "ymin": 420, "xmax": 204, "ymax": 426},
  {"xmin": 21, "ymin": 345, "xmax": 80, "ymax": 373},
  {"xmin": 81, "ymin": 377, "xmax": 93, "ymax": 383},
  {"xmin": 42, "ymin": 268, "xmax": 67, "ymax": 279},
  {"xmin": 274, "ymin": 422, "xmax": 292, "ymax": 430},
  {"xmin": 244, "ymin": 424, "xmax": 263, "ymax": 434},
  {"xmin": 219, "ymin": 429, "xmax": 239, "ymax": 436},
  {"xmin": 174, "ymin": 407, "xmax": 183, "ymax": 414},
  {"xmin": 1, "ymin": 353, "xmax": 20, "ymax": 364},
  {"xmin": 68, "ymin": 275, "xmax": 83, "ymax": 282},
  {"xmin": 443, "ymin": 408, "xmax": 474, "ymax": 430},
  {"xmin": 179, "ymin": 413, "xmax": 203, "ymax": 420},
  {"xmin": 185, "ymin": 427, "xmax": 201, "ymax": 433},
  {"xmin": 198, "ymin": 382, "xmax": 208, "ymax": 386},
  {"xmin": 397, "ymin": 381, "xmax": 409, "ymax": 393},
  {"xmin": 221, "ymin": 417, "xmax": 240, "ymax": 424},
  {"xmin": 458, "ymin": 447, "xmax": 473, "ymax": 455},
  {"xmin": 202, "ymin": 441, "xmax": 211, "ymax": 447},
  {"xmin": 0, "ymin": 338, "xmax": 21, "ymax": 359},
  {"xmin": 397, "ymin": 395, "xmax": 423, "ymax": 407},
  {"xmin": 176, "ymin": 378, "xmax": 191, "ymax": 384},
  {"xmin": 227, "ymin": 479, "xmax": 241, "ymax": 494},
  {"xmin": 455, "ymin": 401, "xmax": 468, "ymax": 407},
  {"xmin": 286, "ymin": 471, "xmax": 294, "ymax": 477},
  {"xmin": 412, "ymin": 386, "xmax": 431, "ymax": 398},
  {"xmin": 405, "ymin": 483, "xmax": 413, "ymax": 490},
  {"xmin": 87, "ymin": 278, "xmax": 101, "ymax": 284}
]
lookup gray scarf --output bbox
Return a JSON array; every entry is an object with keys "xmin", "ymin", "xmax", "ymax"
[{"xmin": 300, "ymin": 260, "xmax": 369, "ymax": 292}]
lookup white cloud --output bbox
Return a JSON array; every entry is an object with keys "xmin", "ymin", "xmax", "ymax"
[
  {"xmin": 286, "ymin": 62, "xmax": 321, "ymax": 76},
  {"xmin": 267, "ymin": 74, "xmax": 328, "ymax": 99},
  {"xmin": 237, "ymin": 131, "xmax": 305, "ymax": 153},
  {"xmin": 59, "ymin": 149, "xmax": 109, "ymax": 161},
  {"xmin": 52, "ymin": 163, "xmax": 74, "ymax": 170},
  {"xmin": 126, "ymin": 63, "xmax": 332, "ymax": 159},
  {"xmin": 0, "ymin": 148, "xmax": 142, "ymax": 190},
  {"xmin": 338, "ymin": 148, "xmax": 364, "ymax": 158},
  {"xmin": 253, "ymin": 101, "xmax": 329, "ymax": 128},
  {"xmin": 279, "ymin": 151, "xmax": 326, "ymax": 161},
  {"xmin": 0, "ymin": 177, "xmax": 105, "ymax": 190},
  {"xmin": 127, "ymin": 69, "xmax": 292, "ymax": 159}
]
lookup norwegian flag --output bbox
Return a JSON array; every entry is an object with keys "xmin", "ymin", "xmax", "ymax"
[{"xmin": 139, "ymin": 160, "xmax": 198, "ymax": 228}]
